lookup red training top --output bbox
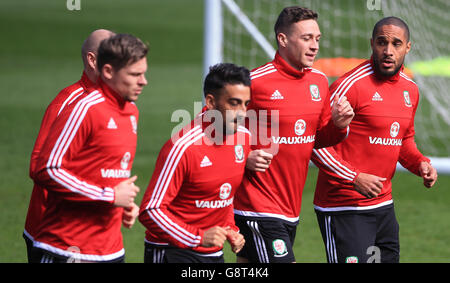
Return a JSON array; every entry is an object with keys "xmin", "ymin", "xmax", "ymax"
[
  {"xmin": 139, "ymin": 113, "xmax": 251, "ymax": 255},
  {"xmin": 312, "ymin": 59, "xmax": 429, "ymax": 212},
  {"xmin": 234, "ymin": 52, "xmax": 348, "ymax": 223},
  {"xmin": 33, "ymin": 78, "xmax": 139, "ymax": 261},
  {"xmin": 25, "ymin": 72, "xmax": 95, "ymax": 241}
]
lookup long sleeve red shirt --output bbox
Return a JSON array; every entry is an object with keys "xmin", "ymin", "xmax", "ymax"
[
  {"xmin": 25, "ymin": 72, "xmax": 95, "ymax": 241},
  {"xmin": 233, "ymin": 52, "xmax": 348, "ymax": 223},
  {"xmin": 32, "ymin": 78, "xmax": 139, "ymax": 261},
  {"xmin": 139, "ymin": 115, "xmax": 251, "ymax": 255},
  {"xmin": 312, "ymin": 59, "xmax": 429, "ymax": 212}
]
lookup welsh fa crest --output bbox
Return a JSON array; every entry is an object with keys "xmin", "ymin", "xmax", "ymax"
[
  {"xmin": 234, "ymin": 144, "xmax": 244, "ymax": 163},
  {"xmin": 310, "ymin": 84, "xmax": 321, "ymax": 101},
  {"xmin": 345, "ymin": 256, "xmax": 359, "ymax": 263},
  {"xmin": 130, "ymin": 115, "xmax": 138, "ymax": 134},
  {"xmin": 272, "ymin": 239, "xmax": 288, "ymax": 257},
  {"xmin": 403, "ymin": 91, "xmax": 412, "ymax": 107}
]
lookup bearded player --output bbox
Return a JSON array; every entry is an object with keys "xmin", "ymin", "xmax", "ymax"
[
  {"xmin": 311, "ymin": 17, "xmax": 438, "ymax": 263},
  {"xmin": 139, "ymin": 63, "xmax": 250, "ymax": 263}
]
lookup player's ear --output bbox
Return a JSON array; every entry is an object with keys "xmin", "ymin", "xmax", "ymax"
[
  {"xmin": 405, "ymin": 41, "xmax": 411, "ymax": 54},
  {"xmin": 277, "ymin": 32, "xmax": 288, "ymax": 48},
  {"xmin": 86, "ymin": 52, "xmax": 97, "ymax": 71},
  {"xmin": 205, "ymin": 93, "xmax": 216, "ymax": 110},
  {"xmin": 102, "ymin": 64, "xmax": 114, "ymax": 80}
]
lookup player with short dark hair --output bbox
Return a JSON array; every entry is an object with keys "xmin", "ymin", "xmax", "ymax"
[
  {"xmin": 233, "ymin": 6, "xmax": 355, "ymax": 263},
  {"xmin": 372, "ymin": 16, "xmax": 410, "ymax": 43},
  {"xmin": 31, "ymin": 33, "xmax": 148, "ymax": 263},
  {"xmin": 273, "ymin": 6, "xmax": 318, "ymax": 44},
  {"xmin": 97, "ymin": 34, "xmax": 149, "ymax": 72},
  {"xmin": 139, "ymin": 63, "xmax": 251, "ymax": 263},
  {"xmin": 311, "ymin": 17, "xmax": 437, "ymax": 263}
]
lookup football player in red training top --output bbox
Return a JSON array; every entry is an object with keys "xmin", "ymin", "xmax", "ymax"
[
  {"xmin": 311, "ymin": 17, "xmax": 438, "ymax": 263},
  {"xmin": 23, "ymin": 29, "xmax": 129, "ymax": 263},
  {"xmin": 31, "ymin": 34, "xmax": 148, "ymax": 263},
  {"xmin": 139, "ymin": 63, "xmax": 251, "ymax": 263},
  {"xmin": 232, "ymin": 6, "xmax": 355, "ymax": 263}
]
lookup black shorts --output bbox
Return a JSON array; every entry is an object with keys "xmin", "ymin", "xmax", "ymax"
[
  {"xmin": 234, "ymin": 215, "xmax": 297, "ymax": 263},
  {"xmin": 144, "ymin": 242, "xmax": 224, "ymax": 263},
  {"xmin": 23, "ymin": 233, "xmax": 37, "ymax": 263},
  {"xmin": 315, "ymin": 204, "xmax": 399, "ymax": 263}
]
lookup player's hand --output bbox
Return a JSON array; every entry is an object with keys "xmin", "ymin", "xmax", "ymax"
[
  {"xmin": 331, "ymin": 95, "xmax": 354, "ymax": 129},
  {"xmin": 353, "ymin": 172, "xmax": 386, "ymax": 199},
  {"xmin": 201, "ymin": 226, "xmax": 228, "ymax": 248},
  {"xmin": 225, "ymin": 227, "xmax": 245, "ymax": 254},
  {"xmin": 122, "ymin": 202, "xmax": 139, "ymax": 229},
  {"xmin": 113, "ymin": 175, "xmax": 140, "ymax": 208},
  {"xmin": 246, "ymin": 149, "xmax": 273, "ymax": 172},
  {"xmin": 419, "ymin": 161, "xmax": 438, "ymax": 188}
]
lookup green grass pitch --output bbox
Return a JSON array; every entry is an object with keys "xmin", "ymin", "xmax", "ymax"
[{"xmin": 0, "ymin": 0, "xmax": 448, "ymax": 263}]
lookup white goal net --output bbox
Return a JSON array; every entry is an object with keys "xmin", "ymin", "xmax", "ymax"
[{"xmin": 205, "ymin": 0, "xmax": 450, "ymax": 172}]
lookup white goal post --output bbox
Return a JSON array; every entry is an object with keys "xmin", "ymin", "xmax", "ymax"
[{"xmin": 203, "ymin": 0, "xmax": 450, "ymax": 174}]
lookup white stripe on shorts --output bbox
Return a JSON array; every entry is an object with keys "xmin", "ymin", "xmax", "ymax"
[
  {"xmin": 153, "ymin": 248, "xmax": 165, "ymax": 263},
  {"xmin": 247, "ymin": 221, "xmax": 269, "ymax": 263},
  {"xmin": 325, "ymin": 216, "xmax": 338, "ymax": 263}
]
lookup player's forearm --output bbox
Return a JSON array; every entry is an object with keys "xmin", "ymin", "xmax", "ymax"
[
  {"xmin": 34, "ymin": 166, "xmax": 115, "ymax": 204},
  {"xmin": 398, "ymin": 137, "xmax": 430, "ymax": 176},
  {"xmin": 311, "ymin": 148, "xmax": 359, "ymax": 184},
  {"xmin": 314, "ymin": 121, "xmax": 349, "ymax": 149},
  {"xmin": 139, "ymin": 207, "xmax": 203, "ymax": 250}
]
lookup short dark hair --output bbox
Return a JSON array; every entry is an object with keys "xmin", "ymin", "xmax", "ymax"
[
  {"xmin": 372, "ymin": 16, "xmax": 410, "ymax": 42},
  {"xmin": 97, "ymin": 33, "xmax": 148, "ymax": 71},
  {"xmin": 274, "ymin": 6, "xmax": 318, "ymax": 38},
  {"xmin": 203, "ymin": 63, "xmax": 251, "ymax": 98}
]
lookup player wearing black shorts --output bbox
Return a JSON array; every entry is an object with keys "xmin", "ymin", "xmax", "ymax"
[
  {"xmin": 234, "ymin": 216, "xmax": 297, "ymax": 263},
  {"xmin": 144, "ymin": 242, "xmax": 224, "ymax": 263},
  {"xmin": 315, "ymin": 204, "xmax": 399, "ymax": 263}
]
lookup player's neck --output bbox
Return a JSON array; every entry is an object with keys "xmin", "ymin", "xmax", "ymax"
[
  {"xmin": 277, "ymin": 50, "xmax": 306, "ymax": 72},
  {"xmin": 84, "ymin": 68, "xmax": 98, "ymax": 85},
  {"xmin": 274, "ymin": 51, "xmax": 308, "ymax": 79}
]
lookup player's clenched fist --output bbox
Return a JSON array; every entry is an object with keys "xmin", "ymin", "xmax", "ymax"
[
  {"xmin": 419, "ymin": 161, "xmax": 438, "ymax": 188},
  {"xmin": 225, "ymin": 227, "xmax": 245, "ymax": 254},
  {"xmin": 353, "ymin": 172, "xmax": 387, "ymax": 199},
  {"xmin": 113, "ymin": 175, "xmax": 140, "ymax": 207},
  {"xmin": 201, "ymin": 226, "xmax": 228, "ymax": 248},
  {"xmin": 331, "ymin": 94, "xmax": 355, "ymax": 129},
  {"xmin": 122, "ymin": 202, "xmax": 140, "ymax": 229},
  {"xmin": 246, "ymin": 149, "xmax": 273, "ymax": 172}
]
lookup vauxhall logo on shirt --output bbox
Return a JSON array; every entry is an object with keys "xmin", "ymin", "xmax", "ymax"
[
  {"xmin": 271, "ymin": 119, "xmax": 315, "ymax": 145},
  {"xmin": 195, "ymin": 183, "xmax": 233, "ymax": 209},
  {"xmin": 369, "ymin": 122, "xmax": 402, "ymax": 146},
  {"xmin": 100, "ymin": 152, "xmax": 132, "ymax": 178}
]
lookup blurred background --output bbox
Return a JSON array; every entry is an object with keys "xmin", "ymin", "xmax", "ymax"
[{"xmin": 0, "ymin": 0, "xmax": 448, "ymax": 262}]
